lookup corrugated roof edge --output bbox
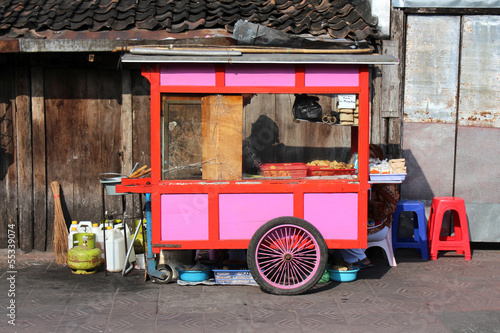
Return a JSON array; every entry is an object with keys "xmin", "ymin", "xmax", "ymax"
[{"xmin": 120, "ymin": 53, "xmax": 399, "ymax": 65}]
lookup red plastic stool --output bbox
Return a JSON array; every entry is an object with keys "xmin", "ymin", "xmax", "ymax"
[{"xmin": 428, "ymin": 197, "xmax": 471, "ymax": 260}]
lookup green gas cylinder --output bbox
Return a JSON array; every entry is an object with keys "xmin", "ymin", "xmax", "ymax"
[{"xmin": 67, "ymin": 233, "xmax": 102, "ymax": 274}]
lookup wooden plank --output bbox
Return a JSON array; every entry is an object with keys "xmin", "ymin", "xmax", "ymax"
[
  {"xmin": 45, "ymin": 68, "xmax": 122, "ymax": 224},
  {"xmin": 131, "ymin": 70, "xmax": 151, "ymax": 218},
  {"xmin": 31, "ymin": 67, "xmax": 47, "ymax": 251},
  {"xmin": 132, "ymin": 70, "xmax": 151, "ymax": 167},
  {"xmin": 202, "ymin": 95, "xmax": 243, "ymax": 180},
  {"xmin": 121, "ymin": 70, "xmax": 133, "ymax": 175},
  {"xmin": 15, "ymin": 66, "xmax": 33, "ymax": 252},
  {"xmin": 121, "ymin": 70, "xmax": 134, "ymax": 221},
  {"xmin": 371, "ymin": 65, "xmax": 383, "ymax": 146},
  {"xmin": 79, "ymin": 70, "xmax": 122, "ymax": 221},
  {"xmin": 0, "ymin": 65, "xmax": 18, "ymax": 249},
  {"xmin": 381, "ymin": 41, "xmax": 401, "ymax": 118},
  {"xmin": 387, "ymin": 7, "xmax": 406, "ymax": 158}
]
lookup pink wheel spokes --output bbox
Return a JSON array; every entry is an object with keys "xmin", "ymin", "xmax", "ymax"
[{"xmin": 255, "ymin": 224, "xmax": 321, "ymax": 289}]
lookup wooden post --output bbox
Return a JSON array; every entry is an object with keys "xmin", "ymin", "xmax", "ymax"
[
  {"xmin": 121, "ymin": 70, "xmax": 133, "ymax": 175},
  {"xmin": 371, "ymin": 62, "xmax": 383, "ymax": 146},
  {"xmin": 15, "ymin": 66, "xmax": 33, "ymax": 252},
  {"xmin": 386, "ymin": 7, "xmax": 406, "ymax": 158},
  {"xmin": 121, "ymin": 70, "xmax": 133, "ymax": 220},
  {"xmin": 31, "ymin": 67, "xmax": 47, "ymax": 251}
]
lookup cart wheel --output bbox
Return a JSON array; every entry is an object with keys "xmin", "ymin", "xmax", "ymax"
[
  {"xmin": 247, "ymin": 217, "xmax": 328, "ymax": 295},
  {"xmin": 151, "ymin": 264, "xmax": 173, "ymax": 284}
]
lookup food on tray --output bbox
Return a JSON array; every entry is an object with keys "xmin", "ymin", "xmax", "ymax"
[
  {"xmin": 389, "ymin": 158, "xmax": 407, "ymax": 174},
  {"xmin": 370, "ymin": 158, "xmax": 407, "ymax": 174},
  {"xmin": 369, "ymin": 158, "xmax": 391, "ymax": 174},
  {"xmin": 307, "ymin": 160, "xmax": 354, "ymax": 169},
  {"xmin": 260, "ymin": 163, "xmax": 308, "ymax": 178}
]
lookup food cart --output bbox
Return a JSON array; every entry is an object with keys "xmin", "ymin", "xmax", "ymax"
[{"xmin": 118, "ymin": 51, "xmax": 397, "ymax": 295}]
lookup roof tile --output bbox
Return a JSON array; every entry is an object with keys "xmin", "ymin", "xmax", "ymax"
[{"xmin": 0, "ymin": 0, "xmax": 377, "ymax": 41}]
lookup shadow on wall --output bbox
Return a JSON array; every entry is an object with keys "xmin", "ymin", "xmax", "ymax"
[
  {"xmin": 59, "ymin": 187, "xmax": 73, "ymax": 230},
  {"xmin": 401, "ymin": 149, "xmax": 434, "ymax": 201},
  {"xmin": 0, "ymin": 147, "xmax": 13, "ymax": 181},
  {"xmin": 0, "ymin": 112, "xmax": 14, "ymax": 181}
]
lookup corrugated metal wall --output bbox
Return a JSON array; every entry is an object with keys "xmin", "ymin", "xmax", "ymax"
[{"xmin": 401, "ymin": 15, "xmax": 500, "ymax": 242}]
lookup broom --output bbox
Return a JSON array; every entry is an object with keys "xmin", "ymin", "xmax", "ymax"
[{"xmin": 50, "ymin": 181, "xmax": 68, "ymax": 265}]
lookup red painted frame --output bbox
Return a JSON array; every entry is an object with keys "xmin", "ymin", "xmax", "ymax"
[{"xmin": 118, "ymin": 63, "xmax": 371, "ymax": 253}]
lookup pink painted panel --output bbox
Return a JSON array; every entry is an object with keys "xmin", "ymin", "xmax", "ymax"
[
  {"xmin": 304, "ymin": 65, "xmax": 359, "ymax": 87},
  {"xmin": 161, "ymin": 194, "xmax": 209, "ymax": 240},
  {"xmin": 160, "ymin": 64, "xmax": 216, "ymax": 86},
  {"xmin": 225, "ymin": 65, "xmax": 295, "ymax": 87},
  {"xmin": 219, "ymin": 193, "xmax": 294, "ymax": 239},
  {"xmin": 304, "ymin": 193, "xmax": 358, "ymax": 240}
]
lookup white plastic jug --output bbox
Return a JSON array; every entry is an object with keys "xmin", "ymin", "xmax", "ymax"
[
  {"xmin": 68, "ymin": 220, "xmax": 78, "ymax": 234},
  {"xmin": 92, "ymin": 223, "xmax": 105, "ymax": 259},
  {"xmin": 68, "ymin": 224, "xmax": 79, "ymax": 250},
  {"xmin": 105, "ymin": 227, "xmax": 125, "ymax": 272},
  {"xmin": 114, "ymin": 222, "xmax": 136, "ymax": 263},
  {"xmin": 78, "ymin": 221, "xmax": 93, "ymax": 233}
]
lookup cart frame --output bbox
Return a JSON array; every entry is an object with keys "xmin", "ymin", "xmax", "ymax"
[{"xmin": 118, "ymin": 53, "xmax": 398, "ymax": 293}]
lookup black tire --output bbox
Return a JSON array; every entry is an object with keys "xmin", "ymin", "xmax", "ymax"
[
  {"xmin": 247, "ymin": 216, "xmax": 328, "ymax": 295},
  {"xmin": 151, "ymin": 264, "xmax": 173, "ymax": 284}
]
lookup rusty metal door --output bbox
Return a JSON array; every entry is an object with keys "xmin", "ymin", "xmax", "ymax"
[{"xmin": 401, "ymin": 15, "xmax": 500, "ymax": 242}]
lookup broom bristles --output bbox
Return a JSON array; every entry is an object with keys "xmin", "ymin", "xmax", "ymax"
[{"xmin": 50, "ymin": 181, "xmax": 68, "ymax": 265}]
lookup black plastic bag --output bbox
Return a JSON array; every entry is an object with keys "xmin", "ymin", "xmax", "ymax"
[{"xmin": 292, "ymin": 94, "xmax": 323, "ymax": 121}]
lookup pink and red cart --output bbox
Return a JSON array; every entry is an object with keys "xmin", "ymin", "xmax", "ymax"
[{"xmin": 118, "ymin": 52, "xmax": 397, "ymax": 294}]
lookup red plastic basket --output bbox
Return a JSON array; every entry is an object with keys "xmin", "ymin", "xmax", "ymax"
[
  {"xmin": 307, "ymin": 166, "xmax": 356, "ymax": 177},
  {"xmin": 260, "ymin": 163, "xmax": 308, "ymax": 178}
]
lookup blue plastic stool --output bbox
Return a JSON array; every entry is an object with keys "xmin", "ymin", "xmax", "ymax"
[{"xmin": 392, "ymin": 200, "xmax": 429, "ymax": 260}]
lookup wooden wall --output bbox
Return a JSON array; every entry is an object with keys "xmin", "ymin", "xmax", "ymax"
[
  {"xmin": 0, "ymin": 53, "xmax": 397, "ymax": 252},
  {"xmin": 0, "ymin": 54, "xmax": 150, "ymax": 252}
]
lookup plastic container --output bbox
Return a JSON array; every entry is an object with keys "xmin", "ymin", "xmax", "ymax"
[
  {"xmin": 68, "ymin": 220, "xmax": 78, "ymax": 234},
  {"xmin": 92, "ymin": 223, "xmax": 105, "ymax": 259},
  {"xmin": 115, "ymin": 222, "xmax": 136, "ymax": 263},
  {"xmin": 68, "ymin": 224, "xmax": 79, "ymax": 250},
  {"xmin": 260, "ymin": 163, "xmax": 308, "ymax": 178},
  {"xmin": 328, "ymin": 267, "xmax": 360, "ymax": 282},
  {"xmin": 135, "ymin": 254, "xmax": 146, "ymax": 270},
  {"xmin": 78, "ymin": 221, "xmax": 93, "ymax": 233},
  {"xmin": 176, "ymin": 266, "xmax": 211, "ymax": 282},
  {"xmin": 307, "ymin": 166, "xmax": 356, "ymax": 177},
  {"xmin": 99, "ymin": 173, "xmax": 125, "ymax": 196},
  {"xmin": 369, "ymin": 173, "xmax": 407, "ymax": 182},
  {"xmin": 105, "ymin": 227, "xmax": 125, "ymax": 272}
]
